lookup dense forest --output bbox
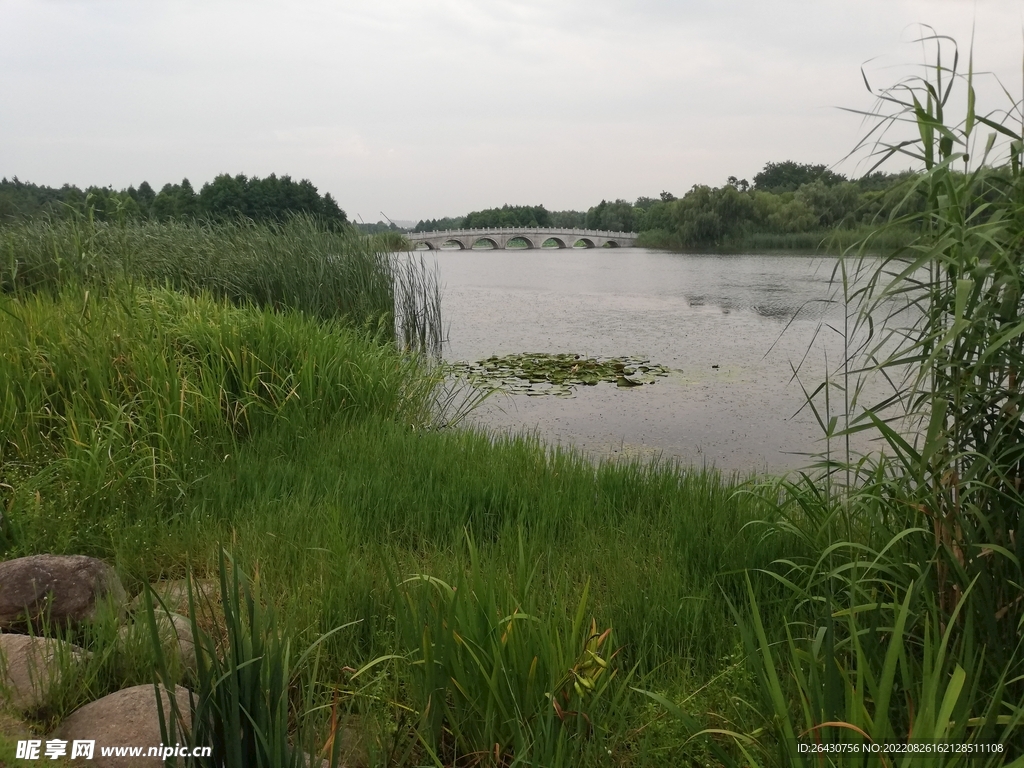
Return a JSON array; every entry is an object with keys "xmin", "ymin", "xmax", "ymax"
[
  {"xmin": 0, "ymin": 173, "xmax": 348, "ymax": 228},
  {"xmin": 412, "ymin": 161, "xmax": 921, "ymax": 250},
  {"xmin": 2, "ymin": 161, "xmax": 922, "ymax": 251}
]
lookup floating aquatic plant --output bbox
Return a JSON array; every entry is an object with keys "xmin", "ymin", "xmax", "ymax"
[{"xmin": 450, "ymin": 353, "xmax": 671, "ymax": 397}]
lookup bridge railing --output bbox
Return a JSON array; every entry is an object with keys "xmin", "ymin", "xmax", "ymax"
[{"xmin": 407, "ymin": 227, "xmax": 638, "ymax": 238}]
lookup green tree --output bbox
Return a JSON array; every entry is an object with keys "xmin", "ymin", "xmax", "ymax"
[
  {"xmin": 463, "ymin": 204, "xmax": 551, "ymax": 228},
  {"xmin": 199, "ymin": 174, "xmax": 249, "ymax": 219},
  {"xmin": 83, "ymin": 187, "xmax": 140, "ymax": 222},
  {"xmin": 753, "ymin": 160, "xmax": 846, "ymax": 192},
  {"xmin": 0, "ymin": 177, "xmax": 80, "ymax": 221},
  {"xmin": 549, "ymin": 210, "xmax": 586, "ymax": 228},
  {"xmin": 354, "ymin": 220, "xmax": 402, "ymax": 235},
  {"xmin": 637, "ymin": 200, "xmax": 673, "ymax": 232},
  {"xmin": 151, "ymin": 180, "xmax": 198, "ymax": 220},
  {"xmin": 192, "ymin": 173, "xmax": 347, "ymax": 227},
  {"xmin": 795, "ymin": 179, "xmax": 860, "ymax": 228},
  {"xmin": 585, "ymin": 199, "xmax": 635, "ymax": 231},
  {"xmin": 750, "ymin": 190, "xmax": 816, "ymax": 233},
  {"xmin": 414, "ymin": 217, "xmax": 464, "ymax": 232},
  {"xmin": 664, "ymin": 185, "xmax": 758, "ymax": 247},
  {"xmin": 320, "ymin": 192, "xmax": 347, "ymax": 226},
  {"xmin": 134, "ymin": 181, "xmax": 156, "ymax": 217},
  {"xmin": 177, "ymin": 179, "xmax": 198, "ymax": 218}
]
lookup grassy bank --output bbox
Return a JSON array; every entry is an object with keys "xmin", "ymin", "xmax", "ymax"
[
  {"xmin": 0, "ymin": 214, "xmax": 438, "ymax": 352},
  {"xmin": 0, "ymin": 282, "xmax": 786, "ymax": 675},
  {"xmin": 4, "ymin": 39, "xmax": 1024, "ymax": 764},
  {"xmin": 636, "ymin": 224, "xmax": 917, "ymax": 254},
  {"xmin": 2, "ymin": 225, "xmax": 790, "ymax": 765},
  {"xmin": 3, "ymin": 219, "xmax": 1023, "ymax": 763}
]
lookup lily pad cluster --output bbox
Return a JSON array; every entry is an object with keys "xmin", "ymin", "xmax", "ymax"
[{"xmin": 450, "ymin": 353, "xmax": 671, "ymax": 397}]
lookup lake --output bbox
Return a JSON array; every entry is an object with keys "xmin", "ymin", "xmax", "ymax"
[{"xmin": 415, "ymin": 246, "xmax": 897, "ymax": 473}]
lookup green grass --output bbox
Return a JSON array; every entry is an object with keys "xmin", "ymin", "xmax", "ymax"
[
  {"xmin": 6, "ymin": 36, "xmax": 1022, "ymax": 764},
  {"xmin": 0, "ymin": 213, "xmax": 441, "ymax": 353},
  {"xmin": 173, "ymin": 415, "xmax": 790, "ymax": 672},
  {"xmin": 637, "ymin": 225, "xmax": 916, "ymax": 254},
  {"xmin": 0, "ymin": 280, "xmax": 794, "ymax": 765},
  {"xmin": 686, "ymin": 35, "xmax": 1024, "ymax": 766},
  {"xmin": 0, "ymin": 285, "xmax": 442, "ymax": 544}
]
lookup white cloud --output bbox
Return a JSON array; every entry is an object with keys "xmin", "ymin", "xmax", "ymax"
[{"xmin": 1, "ymin": 0, "xmax": 1021, "ymax": 218}]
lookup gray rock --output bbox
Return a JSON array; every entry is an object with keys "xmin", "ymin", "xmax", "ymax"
[
  {"xmin": 54, "ymin": 684, "xmax": 193, "ymax": 767},
  {"xmin": 0, "ymin": 555, "xmax": 126, "ymax": 633},
  {"xmin": 118, "ymin": 611, "xmax": 197, "ymax": 672},
  {"xmin": 129, "ymin": 579, "xmax": 218, "ymax": 615},
  {"xmin": 287, "ymin": 715, "xmax": 374, "ymax": 768},
  {"xmin": 0, "ymin": 634, "xmax": 88, "ymax": 710},
  {"xmin": 317, "ymin": 715, "xmax": 372, "ymax": 768}
]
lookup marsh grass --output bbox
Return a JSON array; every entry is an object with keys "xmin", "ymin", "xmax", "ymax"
[
  {"xmin": 0, "ymin": 285, "xmax": 443, "ymax": 549},
  {"xmin": 689, "ymin": 34, "xmax": 1024, "ymax": 764},
  {"xmin": 0, "ymin": 214, "xmax": 441, "ymax": 353},
  {"xmin": 393, "ymin": 252, "xmax": 444, "ymax": 355},
  {"xmin": 0, "ymin": 279, "xmax": 796, "ymax": 765},
  {"xmin": 143, "ymin": 552, "xmax": 358, "ymax": 768},
  {"xmin": 802, "ymin": 30, "xmax": 1024, "ymax": 667},
  {"xmin": 2, "ymin": 415, "xmax": 793, "ymax": 765},
  {"xmin": 636, "ymin": 225, "xmax": 916, "ymax": 255},
  {"xmin": 187, "ymin": 415, "xmax": 792, "ymax": 673},
  {"xmin": 389, "ymin": 536, "xmax": 634, "ymax": 766}
]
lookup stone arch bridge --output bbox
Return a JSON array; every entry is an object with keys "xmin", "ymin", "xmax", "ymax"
[{"xmin": 406, "ymin": 227, "xmax": 638, "ymax": 250}]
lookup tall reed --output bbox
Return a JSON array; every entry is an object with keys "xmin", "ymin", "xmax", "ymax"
[
  {"xmin": 720, "ymin": 33, "xmax": 1024, "ymax": 763},
  {"xmin": 145, "ymin": 552, "xmax": 356, "ymax": 768},
  {"xmin": 829, "ymin": 31, "xmax": 1024, "ymax": 661},
  {"xmin": 0, "ymin": 286, "xmax": 442, "ymax": 543},
  {"xmin": 0, "ymin": 214, "xmax": 441, "ymax": 353},
  {"xmin": 388, "ymin": 534, "xmax": 632, "ymax": 766}
]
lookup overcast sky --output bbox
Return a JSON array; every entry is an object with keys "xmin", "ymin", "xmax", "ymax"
[{"xmin": 2, "ymin": 1, "xmax": 1022, "ymax": 222}]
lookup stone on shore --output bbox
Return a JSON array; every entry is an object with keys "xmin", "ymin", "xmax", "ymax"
[
  {"xmin": 0, "ymin": 634, "xmax": 88, "ymax": 711},
  {"xmin": 0, "ymin": 555, "xmax": 126, "ymax": 633},
  {"xmin": 54, "ymin": 684, "xmax": 193, "ymax": 767},
  {"xmin": 128, "ymin": 579, "xmax": 219, "ymax": 616},
  {"xmin": 118, "ymin": 611, "xmax": 197, "ymax": 672}
]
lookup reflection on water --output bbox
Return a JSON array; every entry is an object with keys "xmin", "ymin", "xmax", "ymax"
[{"xmin": 417, "ymin": 247, "xmax": 896, "ymax": 472}]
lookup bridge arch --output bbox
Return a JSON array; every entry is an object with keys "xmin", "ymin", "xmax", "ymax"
[
  {"xmin": 506, "ymin": 236, "xmax": 536, "ymax": 249},
  {"xmin": 604, "ymin": 240, "xmax": 620, "ymax": 248},
  {"xmin": 542, "ymin": 237, "xmax": 569, "ymax": 248},
  {"xmin": 413, "ymin": 241, "xmax": 434, "ymax": 250},
  {"xmin": 404, "ymin": 228, "xmax": 638, "ymax": 251}
]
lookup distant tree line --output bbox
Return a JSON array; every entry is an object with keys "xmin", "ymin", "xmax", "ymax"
[
  {"xmin": 0, "ymin": 174, "xmax": 347, "ymax": 228},
  {"xmin": 412, "ymin": 217, "xmax": 464, "ymax": 233},
  {"xmin": 464, "ymin": 204, "xmax": 551, "ymax": 228},
  {"xmin": 632, "ymin": 162, "xmax": 919, "ymax": 249},
  {"xmin": 412, "ymin": 205, "xmax": 595, "ymax": 232},
  {"xmin": 353, "ymin": 220, "xmax": 403, "ymax": 235},
  {"xmin": 4, "ymin": 161, "xmax": 922, "ymax": 251},
  {"xmin": 411, "ymin": 161, "xmax": 921, "ymax": 249}
]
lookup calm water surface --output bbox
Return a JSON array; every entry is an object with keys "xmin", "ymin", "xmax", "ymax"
[{"xmin": 420, "ymin": 247, "xmax": 890, "ymax": 472}]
